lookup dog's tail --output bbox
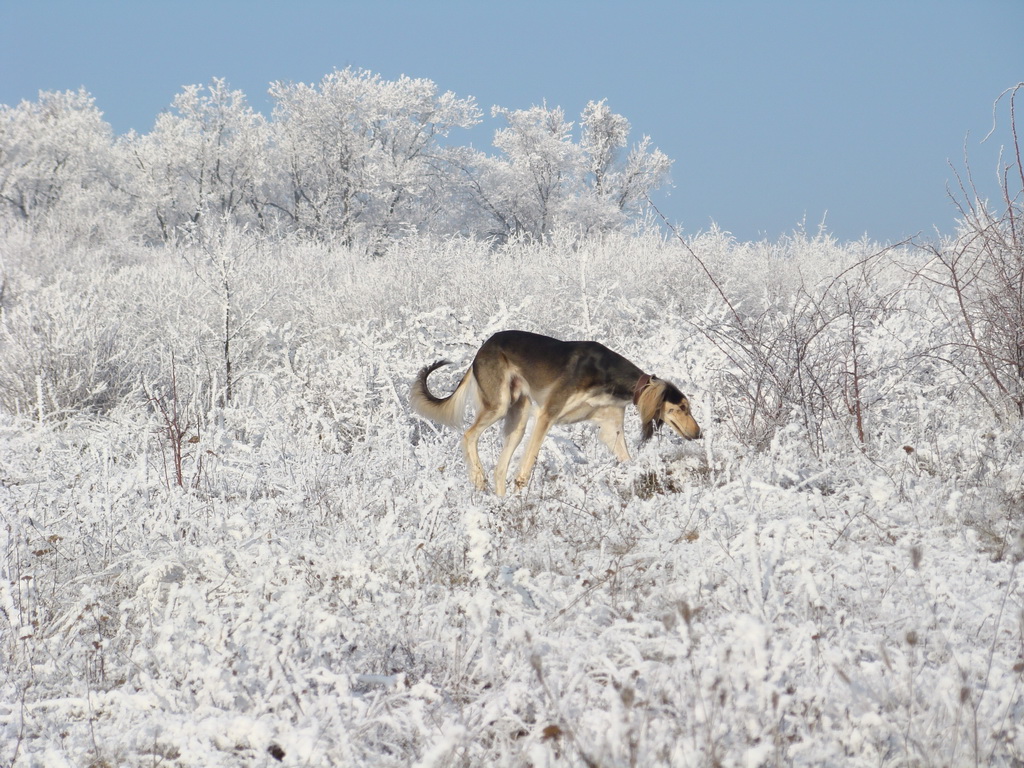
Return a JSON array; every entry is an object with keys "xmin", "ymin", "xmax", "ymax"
[{"xmin": 410, "ymin": 360, "xmax": 474, "ymax": 429}]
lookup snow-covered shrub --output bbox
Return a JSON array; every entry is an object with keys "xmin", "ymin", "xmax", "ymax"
[
  {"xmin": 0, "ymin": 278, "xmax": 139, "ymax": 419},
  {"xmin": 2, "ymin": 224, "xmax": 1023, "ymax": 767},
  {"xmin": 688, "ymin": 228, "xmax": 916, "ymax": 454},
  {"xmin": 919, "ymin": 83, "xmax": 1024, "ymax": 422}
]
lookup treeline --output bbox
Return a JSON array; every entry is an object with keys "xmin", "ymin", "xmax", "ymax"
[{"xmin": 0, "ymin": 68, "xmax": 671, "ymax": 250}]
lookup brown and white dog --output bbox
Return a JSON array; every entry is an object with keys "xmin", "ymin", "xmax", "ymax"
[{"xmin": 410, "ymin": 330, "xmax": 701, "ymax": 495}]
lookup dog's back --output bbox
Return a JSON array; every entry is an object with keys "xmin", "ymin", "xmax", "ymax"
[{"xmin": 474, "ymin": 330, "xmax": 644, "ymax": 402}]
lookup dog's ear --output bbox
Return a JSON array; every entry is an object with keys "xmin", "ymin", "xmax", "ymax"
[{"xmin": 636, "ymin": 379, "xmax": 666, "ymax": 443}]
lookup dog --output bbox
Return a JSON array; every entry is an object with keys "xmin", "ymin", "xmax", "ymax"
[{"xmin": 410, "ymin": 330, "xmax": 701, "ymax": 495}]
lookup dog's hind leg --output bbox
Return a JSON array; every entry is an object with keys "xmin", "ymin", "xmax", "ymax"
[
  {"xmin": 462, "ymin": 405, "xmax": 505, "ymax": 491},
  {"xmin": 514, "ymin": 409, "xmax": 555, "ymax": 491},
  {"xmin": 494, "ymin": 395, "xmax": 530, "ymax": 496}
]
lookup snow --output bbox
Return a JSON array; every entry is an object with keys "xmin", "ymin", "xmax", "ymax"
[{"xmin": 1, "ymin": 228, "xmax": 1022, "ymax": 766}]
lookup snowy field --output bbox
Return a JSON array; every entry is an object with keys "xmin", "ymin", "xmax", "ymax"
[{"xmin": 1, "ymin": 227, "xmax": 1023, "ymax": 767}]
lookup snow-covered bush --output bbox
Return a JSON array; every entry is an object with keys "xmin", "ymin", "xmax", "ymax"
[
  {"xmin": 919, "ymin": 83, "xmax": 1024, "ymax": 422},
  {"xmin": 2, "ymin": 221, "xmax": 1022, "ymax": 766}
]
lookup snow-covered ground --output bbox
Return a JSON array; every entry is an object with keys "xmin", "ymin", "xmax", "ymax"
[{"xmin": 2, "ymin": 228, "xmax": 1022, "ymax": 766}]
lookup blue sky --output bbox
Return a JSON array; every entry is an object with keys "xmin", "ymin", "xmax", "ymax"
[{"xmin": 2, "ymin": 0, "xmax": 1021, "ymax": 243}]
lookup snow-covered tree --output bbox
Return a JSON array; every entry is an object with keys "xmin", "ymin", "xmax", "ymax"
[
  {"xmin": 0, "ymin": 72, "xmax": 671, "ymax": 247},
  {"xmin": 0, "ymin": 89, "xmax": 117, "ymax": 222},
  {"xmin": 484, "ymin": 103, "xmax": 581, "ymax": 241},
  {"xmin": 457, "ymin": 101, "xmax": 672, "ymax": 242},
  {"xmin": 267, "ymin": 68, "xmax": 480, "ymax": 249},
  {"xmin": 581, "ymin": 99, "xmax": 672, "ymax": 216},
  {"xmin": 125, "ymin": 79, "xmax": 269, "ymax": 241}
]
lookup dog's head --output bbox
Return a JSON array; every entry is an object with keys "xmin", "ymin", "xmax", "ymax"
[{"xmin": 637, "ymin": 378, "xmax": 701, "ymax": 442}]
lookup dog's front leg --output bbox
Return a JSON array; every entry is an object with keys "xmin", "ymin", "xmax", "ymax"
[{"xmin": 594, "ymin": 406, "xmax": 631, "ymax": 462}]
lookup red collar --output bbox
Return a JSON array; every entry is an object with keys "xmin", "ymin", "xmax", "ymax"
[{"xmin": 632, "ymin": 373, "xmax": 653, "ymax": 405}]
